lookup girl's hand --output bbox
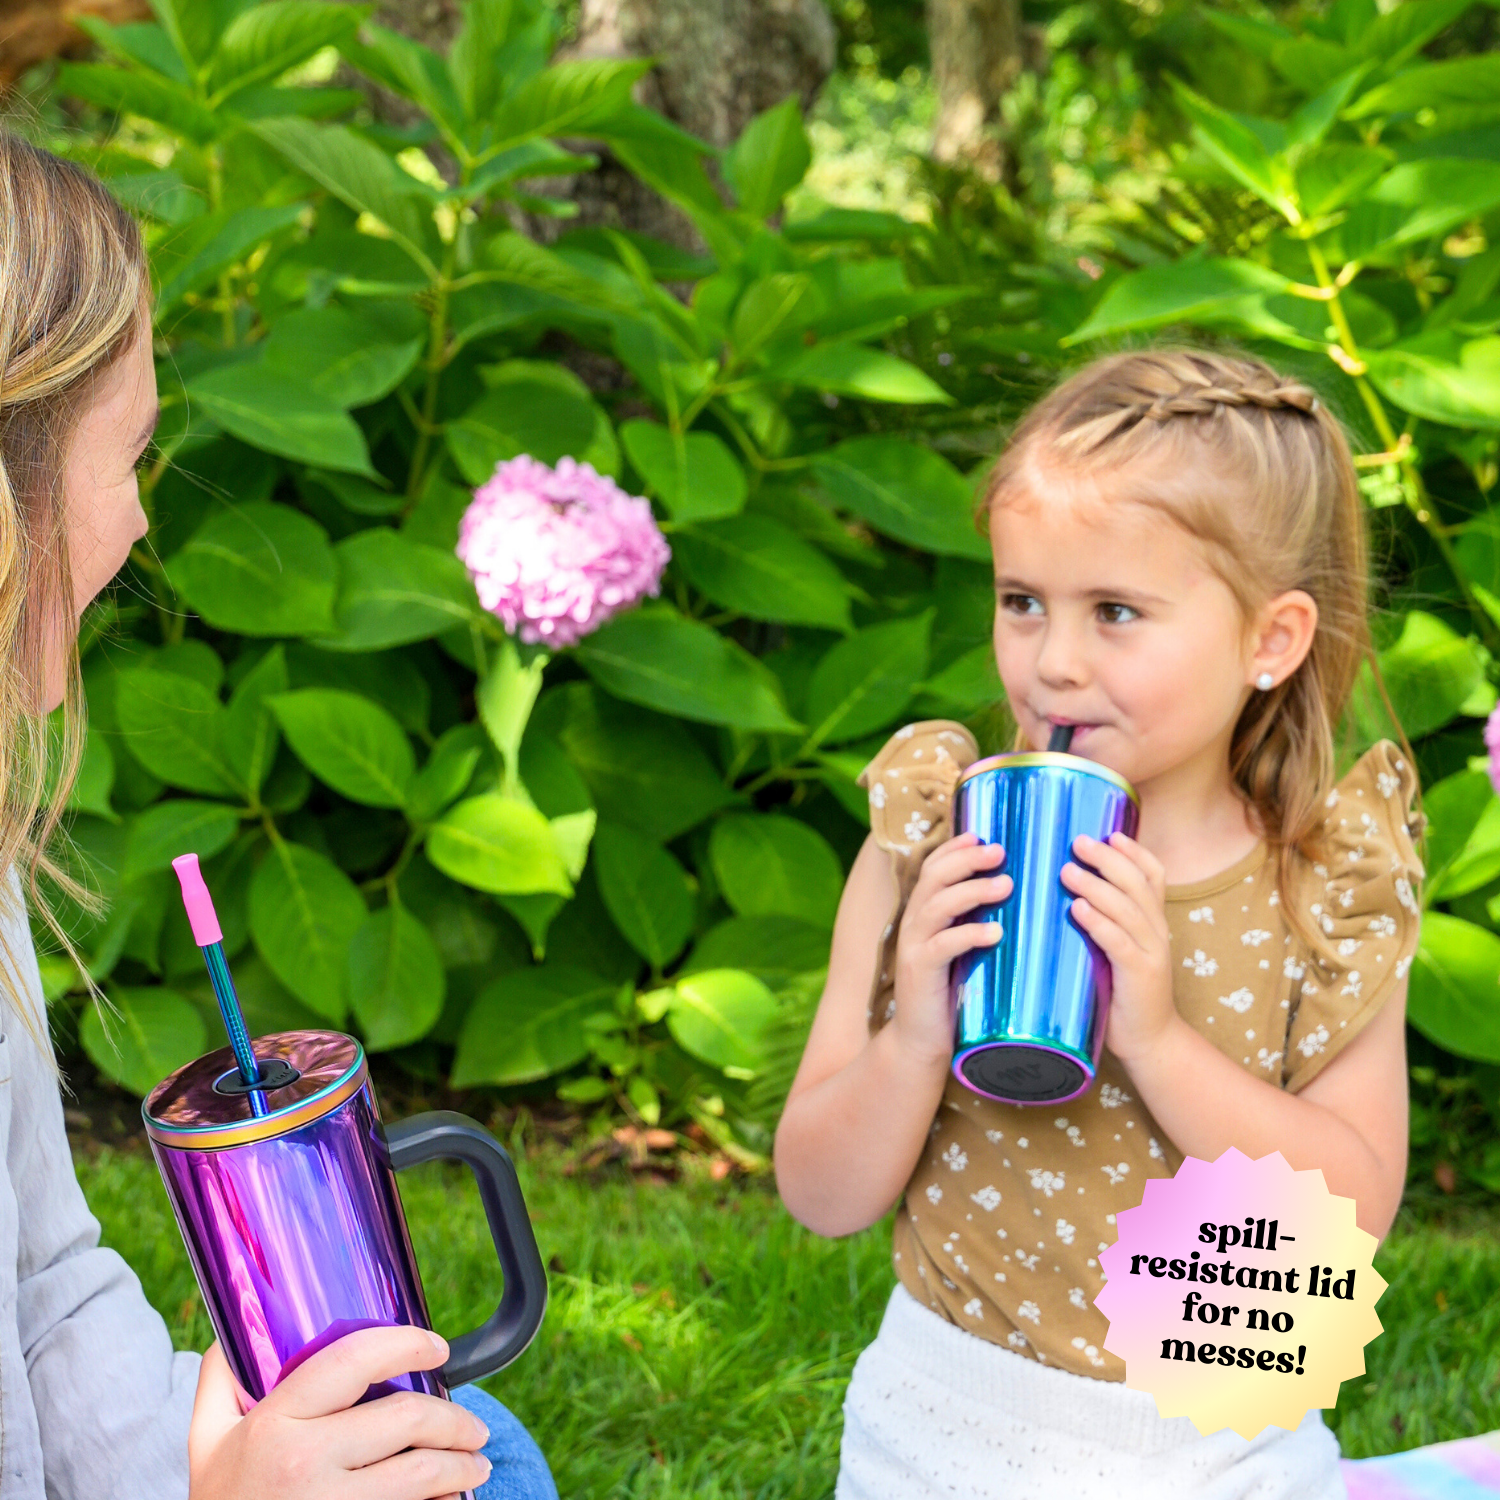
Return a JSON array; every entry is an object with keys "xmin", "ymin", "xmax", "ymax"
[
  {"xmin": 188, "ymin": 1328, "xmax": 491, "ymax": 1500},
  {"xmin": 1061, "ymin": 832, "xmax": 1178, "ymax": 1065},
  {"xmin": 892, "ymin": 833, "xmax": 1011, "ymax": 1065}
]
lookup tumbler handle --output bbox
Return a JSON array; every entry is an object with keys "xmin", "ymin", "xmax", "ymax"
[{"xmin": 386, "ymin": 1110, "xmax": 548, "ymax": 1387}]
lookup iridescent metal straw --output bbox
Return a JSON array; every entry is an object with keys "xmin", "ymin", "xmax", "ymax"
[{"xmin": 171, "ymin": 854, "xmax": 268, "ymax": 1118}]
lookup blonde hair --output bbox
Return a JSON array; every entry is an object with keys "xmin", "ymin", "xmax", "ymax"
[
  {"xmin": 985, "ymin": 347, "xmax": 1410, "ymax": 934},
  {"xmin": 0, "ymin": 133, "xmax": 149, "ymax": 1039}
]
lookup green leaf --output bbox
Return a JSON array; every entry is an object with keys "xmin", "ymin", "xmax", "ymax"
[
  {"xmin": 270, "ymin": 690, "xmax": 415, "ymax": 808},
  {"xmin": 1422, "ymin": 769, "xmax": 1497, "ymax": 899},
  {"xmin": 477, "ymin": 637, "xmax": 546, "ymax": 781},
  {"xmin": 768, "ymin": 342, "xmax": 953, "ymax": 405},
  {"xmin": 1293, "ymin": 144, "xmax": 1392, "ymax": 218},
  {"xmin": 811, "ymin": 438, "xmax": 988, "ymax": 560},
  {"xmin": 115, "ymin": 669, "xmax": 237, "ymax": 795},
  {"xmin": 619, "ymin": 422, "xmax": 747, "ymax": 523},
  {"xmin": 667, "ymin": 968, "xmax": 777, "ymax": 1076},
  {"xmin": 74, "ymin": 17, "xmax": 189, "ymax": 82},
  {"xmin": 54, "ymin": 62, "xmax": 217, "ymax": 143},
  {"xmin": 81, "ymin": 988, "xmax": 206, "ymax": 1098},
  {"xmin": 804, "ymin": 613, "xmax": 932, "ymax": 748},
  {"xmin": 167, "ymin": 502, "xmax": 338, "ymax": 637},
  {"xmin": 489, "ymin": 57, "xmax": 651, "ymax": 150},
  {"xmin": 591, "ymin": 822, "xmax": 695, "ymax": 967},
  {"xmin": 69, "ymin": 727, "xmax": 116, "ymax": 822},
  {"xmin": 1355, "ymin": 0, "xmax": 1473, "ymax": 69},
  {"xmin": 207, "ymin": 1, "xmax": 364, "ymax": 104},
  {"xmin": 340, "ymin": 24, "xmax": 463, "ymax": 136},
  {"xmin": 405, "ymin": 724, "xmax": 485, "ymax": 823},
  {"xmin": 186, "ymin": 363, "xmax": 376, "ymax": 477},
  {"xmin": 728, "ymin": 274, "xmax": 814, "ymax": 360},
  {"xmin": 1409, "ymin": 913, "xmax": 1500, "ymax": 1063},
  {"xmin": 1343, "ymin": 161, "xmax": 1500, "ymax": 262},
  {"xmin": 679, "ymin": 914, "xmax": 831, "ymax": 983},
  {"xmin": 249, "ymin": 840, "xmax": 367, "ymax": 1022},
  {"xmin": 920, "ymin": 641, "xmax": 1003, "ymax": 716},
  {"xmin": 224, "ymin": 646, "xmax": 286, "ymax": 801},
  {"xmin": 1365, "ymin": 333, "xmax": 1500, "ymax": 431},
  {"xmin": 1066, "ymin": 259, "xmax": 1292, "ymax": 345},
  {"xmin": 449, "ymin": 0, "xmax": 512, "ymax": 122},
  {"xmin": 1168, "ymin": 78, "xmax": 1296, "ymax": 221},
  {"xmin": 250, "ymin": 118, "xmax": 437, "ymax": 274},
  {"xmin": 1350, "ymin": 610, "xmax": 1484, "ymax": 742},
  {"xmin": 574, "ymin": 609, "xmax": 799, "ymax": 732},
  {"xmin": 325, "ymin": 529, "xmax": 477, "ymax": 650},
  {"xmin": 452, "ymin": 965, "xmax": 617, "ymax": 1086},
  {"xmin": 154, "ymin": 204, "xmax": 307, "ymax": 314},
  {"xmin": 152, "ymin": 0, "xmax": 240, "ymax": 69},
  {"xmin": 672, "ymin": 515, "xmax": 851, "ymax": 631},
  {"xmin": 426, "ymin": 793, "xmax": 573, "ymax": 896},
  {"xmin": 347, "ymin": 899, "xmax": 445, "ymax": 1051},
  {"xmin": 446, "ymin": 378, "xmax": 599, "ymax": 486},
  {"xmin": 708, "ymin": 813, "xmax": 843, "ymax": 929},
  {"xmin": 260, "ymin": 305, "xmax": 423, "ymax": 409},
  {"xmin": 533, "ymin": 682, "xmax": 733, "ymax": 842},
  {"xmin": 123, "ymin": 800, "xmax": 238, "ymax": 881},
  {"xmin": 1429, "ymin": 795, "xmax": 1500, "ymax": 903},
  {"xmin": 1347, "ymin": 54, "xmax": 1500, "ymax": 118},
  {"xmin": 723, "ymin": 96, "xmax": 812, "ymax": 218}
]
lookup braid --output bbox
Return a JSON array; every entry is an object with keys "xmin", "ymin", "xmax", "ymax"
[{"xmin": 1139, "ymin": 379, "xmax": 1319, "ymax": 422}]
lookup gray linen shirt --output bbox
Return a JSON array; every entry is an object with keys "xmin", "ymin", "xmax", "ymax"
[{"xmin": 0, "ymin": 888, "xmax": 197, "ymax": 1499}]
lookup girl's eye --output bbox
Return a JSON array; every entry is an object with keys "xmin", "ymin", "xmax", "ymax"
[
  {"xmin": 1097, "ymin": 601, "xmax": 1140, "ymax": 625},
  {"xmin": 1001, "ymin": 592, "xmax": 1043, "ymax": 617}
]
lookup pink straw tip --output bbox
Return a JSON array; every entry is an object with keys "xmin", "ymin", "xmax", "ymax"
[{"xmin": 172, "ymin": 853, "xmax": 223, "ymax": 947}]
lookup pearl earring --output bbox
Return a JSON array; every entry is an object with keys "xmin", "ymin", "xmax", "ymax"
[{"xmin": 1256, "ymin": 672, "xmax": 1275, "ymax": 691}]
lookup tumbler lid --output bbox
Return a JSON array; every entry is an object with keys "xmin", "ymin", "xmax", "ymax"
[
  {"xmin": 143, "ymin": 1031, "xmax": 367, "ymax": 1151},
  {"xmin": 955, "ymin": 751, "xmax": 1138, "ymax": 805}
]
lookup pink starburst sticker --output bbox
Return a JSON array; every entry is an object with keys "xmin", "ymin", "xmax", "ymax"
[{"xmin": 1094, "ymin": 1148, "xmax": 1386, "ymax": 1440}]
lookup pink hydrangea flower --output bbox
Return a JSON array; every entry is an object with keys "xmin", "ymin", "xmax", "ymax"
[
  {"xmin": 457, "ymin": 455, "xmax": 670, "ymax": 648},
  {"xmin": 1486, "ymin": 703, "xmax": 1500, "ymax": 798}
]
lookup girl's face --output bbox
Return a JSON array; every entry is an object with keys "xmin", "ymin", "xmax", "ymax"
[
  {"xmin": 43, "ymin": 321, "xmax": 156, "ymax": 712},
  {"xmin": 989, "ymin": 459, "xmax": 1262, "ymax": 795}
]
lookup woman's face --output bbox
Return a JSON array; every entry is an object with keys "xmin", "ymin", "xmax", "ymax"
[
  {"xmin": 989, "ymin": 458, "xmax": 1259, "ymax": 797},
  {"xmin": 42, "ymin": 321, "xmax": 156, "ymax": 711}
]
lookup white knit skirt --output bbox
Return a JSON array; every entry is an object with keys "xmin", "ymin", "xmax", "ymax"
[{"xmin": 837, "ymin": 1284, "xmax": 1347, "ymax": 1500}]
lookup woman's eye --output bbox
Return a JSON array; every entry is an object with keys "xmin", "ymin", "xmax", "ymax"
[
  {"xmin": 1097, "ymin": 602, "xmax": 1140, "ymax": 625},
  {"xmin": 1001, "ymin": 592, "xmax": 1043, "ymax": 617}
]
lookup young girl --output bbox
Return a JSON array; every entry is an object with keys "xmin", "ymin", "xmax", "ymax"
[
  {"xmin": 776, "ymin": 349, "xmax": 1422, "ymax": 1498},
  {"xmin": 0, "ymin": 134, "xmax": 556, "ymax": 1498}
]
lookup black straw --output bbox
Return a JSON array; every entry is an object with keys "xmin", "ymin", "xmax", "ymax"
[{"xmin": 1047, "ymin": 724, "xmax": 1076, "ymax": 753}]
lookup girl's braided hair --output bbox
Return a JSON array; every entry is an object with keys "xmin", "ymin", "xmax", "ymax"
[{"xmin": 984, "ymin": 348, "xmax": 1409, "ymax": 945}]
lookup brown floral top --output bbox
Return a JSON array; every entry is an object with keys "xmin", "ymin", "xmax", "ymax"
[{"xmin": 856, "ymin": 721, "xmax": 1424, "ymax": 1380}]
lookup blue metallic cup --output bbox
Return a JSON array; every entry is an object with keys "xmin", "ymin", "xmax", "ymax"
[{"xmin": 950, "ymin": 752, "xmax": 1140, "ymax": 1105}]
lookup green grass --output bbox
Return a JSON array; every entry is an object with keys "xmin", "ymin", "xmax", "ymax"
[{"xmin": 76, "ymin": 1145, "xmax": 1499, "ymax": 1496}]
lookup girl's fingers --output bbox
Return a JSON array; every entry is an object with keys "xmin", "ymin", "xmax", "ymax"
[
  {"xmin": 912, "ymin": 874, "xmax": 1013, "ymax": 936},
  {"xmin": 915, "ymin": 836, "xmax": 1006, "ymax": 893},
  {"xmin": 1068, "ymin": 897, "xmax": 1132, "ymax": 962},
  {"xmin": 325, "ymin": 1389, "xmax": 489, "ymax": 1472},
  {"xmin": 351, "ymin": 1446, "xmax": 492, "ymax": 1500},
  {"xmin": 929, "ymin": 922, "xmax": 1003, "ymax": 964},
  {"xmin": 1060, "ymin": 862, "xmax": 1158, "ymax": 953},
  {"xmin": 269, "ymin": 1326, "xmax": 448, "ymax": 1421},
  {"xmin": 1077, "ymin": 833, "xmax": 1168, "ymax": 912}
]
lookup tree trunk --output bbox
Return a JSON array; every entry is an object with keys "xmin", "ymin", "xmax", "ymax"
[
  {"xmin": 0, "ymin": 0, "xmax": 149, "ymax": 91},
  {"xmin": 927, "ymin": 0, "xmax": 1021, "ymax": 183},
  {"xmin": 552, "ymin": 0, "xmax": 837, "ymax": 247}
]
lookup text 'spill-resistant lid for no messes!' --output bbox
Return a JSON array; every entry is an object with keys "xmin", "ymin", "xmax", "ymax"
[{"xmin": 143, "ymin": 1031, "xmax": 368, "ymax": 1151}]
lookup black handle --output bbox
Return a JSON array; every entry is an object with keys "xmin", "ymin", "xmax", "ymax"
[{"xmin": 386, "ymin": 1111, "xmax": 548, "ymax": 1387}]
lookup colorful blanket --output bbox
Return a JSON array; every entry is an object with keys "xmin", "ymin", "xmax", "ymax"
[{"xmin": 1343, "ymin": 1432, "xmax": 1500, "ymax": 1498}]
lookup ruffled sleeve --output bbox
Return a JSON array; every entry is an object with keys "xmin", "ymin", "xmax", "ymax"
[
  {"xmin": 1283, "ymin": 739, "xmax": 1424, "ymax": 1093},
  {"xmin": 856, "ymin": 720, "xmax": 980, "ymax": 1029}
]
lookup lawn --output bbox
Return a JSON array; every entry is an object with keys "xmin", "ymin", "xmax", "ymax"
[{"xmin": 76, "ymin": 1143, "xmax": 1500, "ymax": 1497}]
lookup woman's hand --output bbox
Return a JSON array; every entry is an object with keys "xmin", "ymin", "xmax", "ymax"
[
  {"xmin": 188, "ymin": 1328, "xmax": 491, "ymax": 1500},
  {"xmin": 1061, "ymin": 831, "xmax": 1178, "ymax": 1064},
  {"xmin": 891, "ymin": 833, "xmax": 1011, "ymax": 1065}
]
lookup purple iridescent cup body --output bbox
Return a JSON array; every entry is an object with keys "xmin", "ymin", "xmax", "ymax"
[
  {"xmin": 149, "ymin": 1074, "xmax": 437, "ymax": 1404},
  {"xmin": 950, "ymin": 752, "xmax": 1140, "ymax": 1106}
]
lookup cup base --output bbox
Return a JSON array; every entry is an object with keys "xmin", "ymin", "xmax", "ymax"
[{"xmin": 956, "ymin": 1044, "xmax": 1089, "ymax": 1104}]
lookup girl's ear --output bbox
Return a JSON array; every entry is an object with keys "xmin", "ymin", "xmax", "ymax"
[{"xmin": 1246, "ymin": 589, "xmax": 1318, "ymax": 691}]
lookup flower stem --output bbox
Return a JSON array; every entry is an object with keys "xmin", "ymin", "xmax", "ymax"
[{"xmin": 406, "ymin": 242, "xmax": 459, "ymax": 500}]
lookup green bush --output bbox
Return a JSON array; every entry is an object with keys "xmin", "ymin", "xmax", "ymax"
[{"xmin": 39, "ymin": 0, "xmax": 988, "ymax": 1153}]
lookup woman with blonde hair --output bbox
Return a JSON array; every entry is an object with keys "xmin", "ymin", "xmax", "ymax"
[{"xmin": 0, "ymin": 132, "xmax": 556, "ymax": 1499}]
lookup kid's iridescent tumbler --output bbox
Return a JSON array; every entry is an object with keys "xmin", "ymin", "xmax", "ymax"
[
  {"xmin": 950, "ymin": 750, "xmax": 1139, "ymax": 1105},
  {"xmin": 143, "ymin": 1030, "xmax": 548, "ymax": 1444}
]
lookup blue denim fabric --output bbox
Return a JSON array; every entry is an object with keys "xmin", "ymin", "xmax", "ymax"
[{"xmin": 451, "ymin": 1384, "xmax": 558, "ymax": 1500}]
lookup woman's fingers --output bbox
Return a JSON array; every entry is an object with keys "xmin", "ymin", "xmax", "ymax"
[
  {"xmin": 187, "ymin": 1342, "xmax": 243, "ymax": 1472},
  {"xmin": 268, "ymin": 1326, "xmax": 448, "ymax": 1421},
  {"xmin": 324, "ymin": 1388, "xmax": 489, "ymax": 1472},
  {"xmin": 351, "ymin": 1445, "xmax": 492, "ymax": 1500}
]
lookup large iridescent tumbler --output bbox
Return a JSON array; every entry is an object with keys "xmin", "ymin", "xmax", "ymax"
[
  {"xmin": 950, "ymin": 751, "xmax": 1140, "ymax": 1105},
  {"xmin": 145, "ymin": 1029, "xmax": 547, "ymax": 1500}
]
